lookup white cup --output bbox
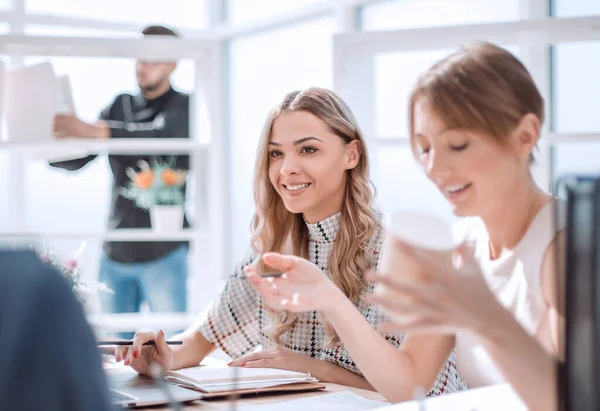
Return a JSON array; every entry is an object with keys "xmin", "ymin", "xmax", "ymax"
[{"xmin": 376, "ymin": 211, "xmax": 457, "ymax": 299}]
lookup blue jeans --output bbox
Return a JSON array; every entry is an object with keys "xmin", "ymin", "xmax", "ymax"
[{"xmin": 99, "ymin": 245, "xmax": 188, "ymax": 339}]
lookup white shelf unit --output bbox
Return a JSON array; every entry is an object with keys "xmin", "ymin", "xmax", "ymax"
[
  {"xmin": 0, "ymin": 34, "xmax": 229, "ymax": 332},
  {"xmin": 1, "ymin": 229, "xmax": 209, "ymax": 242},
  {"xmin": 0, "ymin": 138, "xmax": 206, "ymax": 153}
]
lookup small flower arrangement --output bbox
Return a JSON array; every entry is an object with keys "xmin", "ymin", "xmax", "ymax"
[
  {"xmin": 120, "ymin": 157, "xmax": 187, "ymax": 210},
  {"xmin": 35, "ymin": 242, "xmax": 113, "ymax": 304}
]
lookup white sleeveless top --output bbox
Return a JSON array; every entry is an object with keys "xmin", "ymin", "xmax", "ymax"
[{"xmin": 454, "ymin": 199, "xmax": 567, "ymax": 388}]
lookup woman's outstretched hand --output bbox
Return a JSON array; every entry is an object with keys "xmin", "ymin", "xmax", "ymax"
[{"xmin": 244, "ymin": 252, "xmax": 342, "ymax": 314}]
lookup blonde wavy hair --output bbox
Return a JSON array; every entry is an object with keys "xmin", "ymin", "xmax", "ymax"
[{"xmin": 250, "ymin": 87, "xmax": 379, "ymax": 346}]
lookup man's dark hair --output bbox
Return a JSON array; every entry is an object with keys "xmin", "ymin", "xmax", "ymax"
[{"xmin": 141, "ymin": 24, "xmax": 180, "ymax": 37}]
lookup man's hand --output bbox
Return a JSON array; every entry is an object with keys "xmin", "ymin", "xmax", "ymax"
[{"xmin": 53, "ymin": 113, "xmax": 109, "ymax": 139}]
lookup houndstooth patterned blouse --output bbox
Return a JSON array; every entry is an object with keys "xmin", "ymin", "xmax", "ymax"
[{"xmin": 197, "ymin": 212, "xmax": 467, "ymax": 396}]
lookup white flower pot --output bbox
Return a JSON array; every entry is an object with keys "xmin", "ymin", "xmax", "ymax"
[{"xmin": 150, "ymin": 205, "xmax": 184, "ymax": 232}]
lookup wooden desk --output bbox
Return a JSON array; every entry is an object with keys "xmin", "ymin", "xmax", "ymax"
[
  {"xmin": 104, "ymin": 359, "xmax": 386, "ymax": 410},
  {"xmin": 156, "ymin": 383, "xmax": 385, "ymax": 410}
]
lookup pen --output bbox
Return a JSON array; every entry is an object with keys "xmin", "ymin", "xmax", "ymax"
[
  {"xmin": 259, "ymin": 272, "xmax": 283, "ymax": 278},
  {"xmin": 97, "ymin": 341, "xmax": 183, "ymax": 346}
]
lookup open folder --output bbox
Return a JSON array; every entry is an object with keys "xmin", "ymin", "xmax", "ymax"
[{"xmin": 165, "ymin": 366, "xmax": 326, "ymax": 399}]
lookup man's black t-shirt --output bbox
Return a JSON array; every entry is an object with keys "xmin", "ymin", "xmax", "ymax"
[{"xmin": 51, "ymin": 87, "xmax": 190, "ymax": 263}]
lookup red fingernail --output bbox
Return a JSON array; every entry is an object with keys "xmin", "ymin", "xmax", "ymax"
[
  {"xmin": 133, "ymin": 350, "xmax": 139, "ymax": 358},
  {"xmin": 116, "ymin": 355, "xmax": 121, "ymax": 362},
  {"xmin": 240, "ymin": 362, "xmax": 246, "ymax": 367},
  {"xmin": 227, "ymin": 361, "xmax": 232, "ymax": 366},
  {"xmin": 125, "ymin": 359, "xmax": 130, "ymax": 365}
]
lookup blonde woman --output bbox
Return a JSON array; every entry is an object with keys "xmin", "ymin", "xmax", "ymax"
[
  {"xmin": 246, "ymin": 44, "xmax": 564, "ymax": 410},
  {"xmin": 115, "ymin": 87, "xmax": 465, "ymax": 393}
]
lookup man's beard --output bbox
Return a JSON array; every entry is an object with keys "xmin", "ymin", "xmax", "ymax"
[{"xmin": 139, "ymin": 81, "xmax": 161, "ymax": 93}]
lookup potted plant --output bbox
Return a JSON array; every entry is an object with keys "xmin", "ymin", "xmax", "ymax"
[
  {"xmin": 35, "ymin": 242, "xmax": 113, "ymax": 308},
  {"xmin": 120, "ymin": 157, "xmax": 187, "ymax": 232}
]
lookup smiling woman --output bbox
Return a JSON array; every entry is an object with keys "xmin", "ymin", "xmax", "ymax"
[
  {"xmin": 115, "ymin": 87, "xmax": 466, "ymax": 398},
  {"xmin": 242, "ymin": 43, "xmax": 566, "ymax": 411},
  {"xmin": 267, "ymin": 111, "xmax": 359, "ymax": 223}
]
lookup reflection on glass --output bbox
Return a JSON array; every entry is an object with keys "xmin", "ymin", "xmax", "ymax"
[
  {"xmin": 552, "ymin": 41, "xmax": 600, "ymax": 133},
  {"xmin": 25, "ymin": 0, "xmax": 208, "ymax": 29},
  {"xmin": 372, "ymin": 145, "xmax": 458, "ymax": 225},
  {"xmin": 229, "ymin": 17, "xmax": 334, "ymax": 263},
  {"xmin": 360, "ymin": 0, "xmax": 519, "ymax": 31},
  {"xmin": 228, "ymin": 0, "xmax": 324, "ymax": 25}
]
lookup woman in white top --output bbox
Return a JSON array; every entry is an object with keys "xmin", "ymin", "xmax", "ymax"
[{"xmin": 238, "ymin": 42, "xmax": 565, "ymax": 410}]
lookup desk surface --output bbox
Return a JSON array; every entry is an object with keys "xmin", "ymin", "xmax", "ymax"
[
  {"xmin": 103, "ymin": 359, "xmax": 385, "ymax": 410},
  {"xmin": 376, "ymin": 383, "xmax": 526, "ymax": 411},
  {"xmin": 161, "ymin": 383, "xmax": 385, "ymax": 410}
]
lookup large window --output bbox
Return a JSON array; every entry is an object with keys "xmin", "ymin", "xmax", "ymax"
[
  {"xmin": 355, "ymin": 0, "xmax": 522, "ymax": 222},
  {"xmin": 550, "ymin": 0, "xmax": 600, "ymax": 185},
  {"xmin": 25, "ymin": 25, "xmax": 138, "ymax": 38},
  {"xmin": 0, "ymin": 1, "xmax": 208, "ymax": 324},
  {"xmin": 551, "ymin": 41, "xmax": 600, "ymax": 134},
  {"xmin": 551, "ymin": 0, "xmax": 600, "ymax": 17},
  {"xmin": 227, "ymin": 0, "xmax": 325, "ymax": 25},
  {"xmin": 25, "ymin": 0, "xmax": 208, "ymax": 29},
  {"xmin": 228, "ymin": 16, "xmax": 334, "ymax": 265},
  {"xmin": 360, "ymin": 0, "xmax": 520, "ymax": 31},
  {"xmin": 17, "ymin": 53, "xmax": 196, "ymax": 280}
]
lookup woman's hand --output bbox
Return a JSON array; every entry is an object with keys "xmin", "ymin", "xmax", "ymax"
[
  {"xmin": 113, "ymin": 330, "xmax": 174, "ymax": 376},
  {"xmin": 244, "ymin": 252, "xmax": 343, "ymax": 314},
  {"xmin": 365, "ymin": 239, "xmax": 505, "ymax": 336},
  {"xmin": 229, "ymin": 347, "xmax": 321, "ymax": 375}
]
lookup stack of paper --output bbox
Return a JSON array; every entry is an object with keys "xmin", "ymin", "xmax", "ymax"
[
  {"xmin": 165, "ymin": 366, "xmax": 321, "ymax": 395},
  {"xmin": 3, "ymin": 61, "xmax": 88, "ymax": 161},
  {"xmin": 5, "ymin": 62, "xmax": 60, "ymax": 143},
  {"xmin": 166, "ymin": 366, "xmax": 325, "ymax": 398}
]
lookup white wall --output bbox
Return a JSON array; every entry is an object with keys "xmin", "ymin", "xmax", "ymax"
[{"xmin": 228, "ymin": 16, "xmax": 334, "ymax": 266}]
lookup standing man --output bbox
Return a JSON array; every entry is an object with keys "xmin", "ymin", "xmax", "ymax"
[{"xmin": 51, "ymin": 25, "xmax": 190, "ymax": 338}]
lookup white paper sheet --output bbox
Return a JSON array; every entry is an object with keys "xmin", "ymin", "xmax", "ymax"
[
  {"xmin": 237, "ymin": 390, "xmax": 386, "ymax": 411},
  {"xmin": 56, "ymin": 74, "xmax": 76, "ymax": 115},
  {"xmin": 5, "ymin": 62, "xmax": 59, "ymax": 143},
  {"xmin": 6, "ymin": 62, "xmax": 88, "ymax": 161}
]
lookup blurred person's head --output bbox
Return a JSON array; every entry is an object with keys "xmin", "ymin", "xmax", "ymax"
[
  {"xmin": 408, "ymin": 42, "xmax": 544, "ymax": 219},
  {"xmin": 136, "ymin": 25, "xmax": 179, "ymax": 97},
  {"xmin": 251, "ymin": 87, "xmax": 379, "ymax": 346}
]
